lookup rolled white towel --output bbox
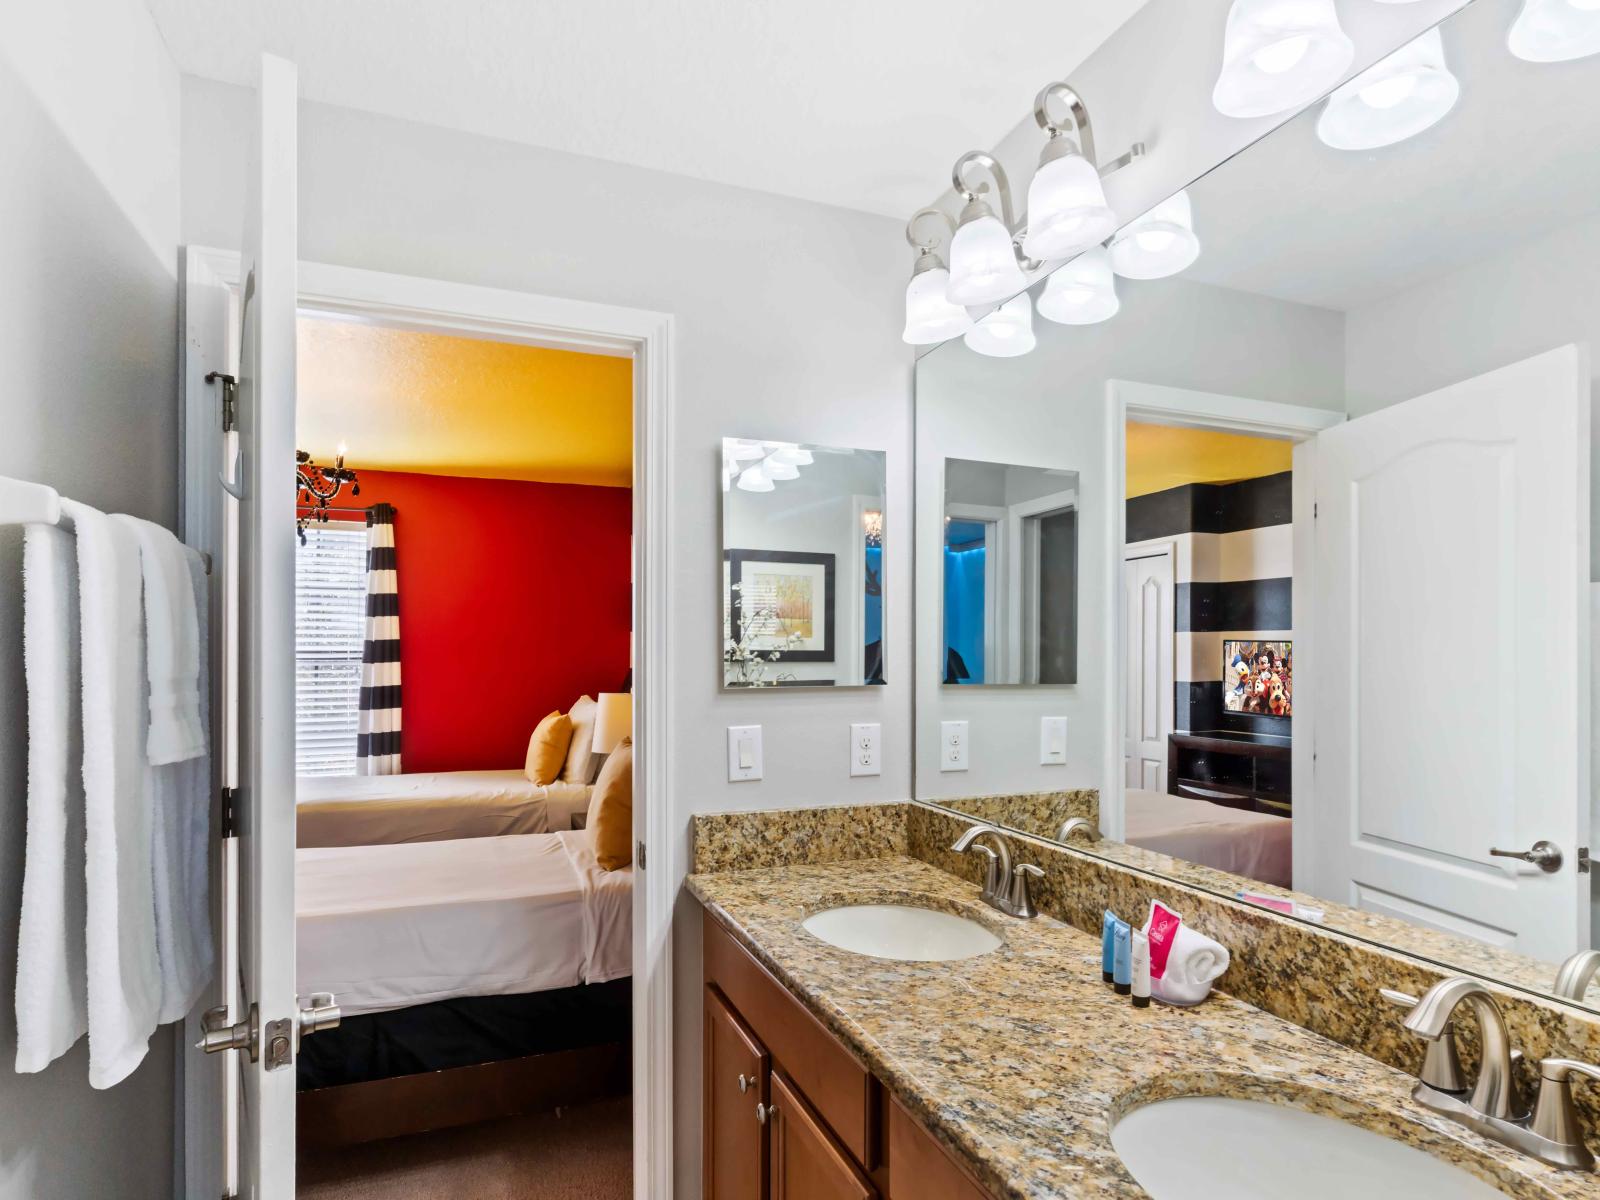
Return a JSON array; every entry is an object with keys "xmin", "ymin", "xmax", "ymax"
[{"xmin": 1153, "ymin": 923, "xmax": 1231, "ymax": 1007}]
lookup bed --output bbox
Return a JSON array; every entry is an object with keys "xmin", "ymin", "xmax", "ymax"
[
  {"xmin": 294, "ymin": 829, "xmax": 633, "ymax": 1143},
  {"xmin": 1124, "ymin": 787, "xmax": 1292, "ymax": 889},
  {"xmin": 295, "ymin": 770, "xmax": 593, "ymax": 848}
]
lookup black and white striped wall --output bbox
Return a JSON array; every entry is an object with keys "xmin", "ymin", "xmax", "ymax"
[{"xmin": 1126, "ymin": 471, "xmax": 1291, "ymax": 735}]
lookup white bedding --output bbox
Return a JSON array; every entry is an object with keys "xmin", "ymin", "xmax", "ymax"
[
  {"xmin": 296, "ymin": 830, "xmax": 632, "ymax": 1016},
  {"xmin": 1124, "ymin": 788, "xmax": 1292, "ymax": 889},
  {"xmin": 295, "ymin": 770, "xmax": 592, "ymax": 847}
]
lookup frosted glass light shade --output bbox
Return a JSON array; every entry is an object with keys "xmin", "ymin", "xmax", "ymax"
[
  {"xmin": 1021, "ymin": 151, "xmax": 1118, "ymax": 261},
  {"xmin": 736, "ymin": 466, "xmax": 773, "ymax": 492},
  {"xmin": 1213, "ymin": 0, "xmax": 1356, "ymax": 118},
  {"xmin": 1317, "ymin": 28, "xmax": 1459, "ymax": 150},
  {"xmin": 591, "ymin": 692, "xmax": 633, "ymax": 754},
  {"xmin": 902, "ymin": 267, "xmax": 974, "ymax": 344},
  {"xmin": 963, "ymin": 294, "xmax": 1036, "ymax": 358},
  {"xmin": 947, "ymin": 210, "xmax": 1028, "ymax": 307},
  {"xmin": 1509, "ymin": 0, "xmax": 1600, "ymax": 62},
  {"xmin": 724, "ymin": 438, "xmax": 764, "ymax": 461},
  {"xmin": 765, "ymin": 442, "xmax": 814, "ymax": 467},
  {"xmin": 1109, "ymin": 190, "xmax": 1201, "ymax": 280},
  {"xmin": 761, "ymin": 456, "xmax": 799, "ymax": 481},
  {"xmin": 1037, "ymin": 248, "xmax": 1120, "ymax": 326}
]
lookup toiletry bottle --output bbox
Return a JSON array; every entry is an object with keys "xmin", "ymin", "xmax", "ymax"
[
  {"xmin": 1131, "ymin": 930, "xmax": 1151, "ymax": 1008},
  {"xmin": 1113, "ymin": 919, "xmax": 1132, "ymax": 996},
  {"xmin": 1101, "ymin": 911, "xmax": 1117, "ymax": 984}
]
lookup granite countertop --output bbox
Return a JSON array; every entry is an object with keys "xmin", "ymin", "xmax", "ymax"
[{"xmin": 688, "ymin": 855, "xmax": 1590, "ymax": 1200}]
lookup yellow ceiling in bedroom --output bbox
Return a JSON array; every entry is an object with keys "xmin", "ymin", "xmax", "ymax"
[
  {"xmin": 296, "ymin": 316, "xmax": 633, "ymax": 486},
  {"xmin": 1125, "ymin": 422, "xmax": 1293, "ymax": 498}
]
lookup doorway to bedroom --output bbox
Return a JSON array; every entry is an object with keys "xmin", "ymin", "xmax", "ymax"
[
  {"xmin": 1120, "ymin": 418, "xmax": 1296, "ymax": 893},
  {"xmin": 289, "ymin": 313, "xmax": 637, "ymax": 1198}
]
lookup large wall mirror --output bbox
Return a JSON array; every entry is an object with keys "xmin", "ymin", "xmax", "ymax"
[
  {"xmin": 915, "ymin": 0, "xmax": 1600, "ymax": 1011},
  {"xmin": 722, "ymin": 439, "xmax": 887, "ymax": 688}
]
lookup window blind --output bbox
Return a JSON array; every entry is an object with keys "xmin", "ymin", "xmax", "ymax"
[{"xmin": 295, "ymin": 522, "xmax": 369, "ymax": 776}]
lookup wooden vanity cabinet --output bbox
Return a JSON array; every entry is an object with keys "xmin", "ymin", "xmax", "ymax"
[
  {"xmin": 703, "ymin": 910, "xmax": 996, "ymax": 1200},
  {"xmin": 769, "ymin": 1069, "xmax": 875, "ymax": 1200},
  {"xmin": 705, "ymin": 984, "xmax": 768, "ymax": 1200}
]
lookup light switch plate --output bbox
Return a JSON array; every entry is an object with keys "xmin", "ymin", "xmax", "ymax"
[
  {"xmin": 940, "ymin": 720, "xmax": 969, "ymax": 772},
  {"xmin": 1040, "ymin": 716, "xmax": 1068, "ymax": 765},
  {"xmin": 850, "ymin": 723, "xmax": 881, "ymax": 777},
  {"xmin": 727, "ymin": 725, "xmax": 762, "ymax": 782}
]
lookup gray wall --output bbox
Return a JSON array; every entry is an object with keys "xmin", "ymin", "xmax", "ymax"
[
  {"xmin": 0, "ymin": 2, "xmax": 181, "ymax": 1196},
  {"xmin": 179, "ymin": 78, "xmax": 911, "ymax": 1195},
  {"xmin": 916, "ymin": 277, "xmax": 1342, "ymax": 803}
]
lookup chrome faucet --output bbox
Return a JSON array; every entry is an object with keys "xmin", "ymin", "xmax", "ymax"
[
  {"xmin": 950, "ymin": 824, "xmax": 1043, "ymax": 919},
  {"xmin": 1553, "ymin": 949, "xmax": 1600, "ymax": 1002},
  {"xmin": 1389, "ymin": 975, "xmax": 1600, "ymax": 1170},
  {"xmin": 1056, "ymin": 816, "xmax": 1099, "ymax": 844}
]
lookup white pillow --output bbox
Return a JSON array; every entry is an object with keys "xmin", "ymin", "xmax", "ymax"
[{"xmin": 561, "ymin": 695, "xmax": 598, "ymax": 784}]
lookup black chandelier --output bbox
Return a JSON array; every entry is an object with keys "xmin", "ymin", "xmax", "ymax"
[{"xmin": 297, "ymin": 447, "xmax": 360, "ymax": 545}]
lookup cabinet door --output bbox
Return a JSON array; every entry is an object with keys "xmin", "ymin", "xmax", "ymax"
[
  {"xmin": 769, "ymin": 1070, "xmax": 876, "ymax": 1200},
  {"xmin": 705, "ymin": 985, "xmax": 768, "ymax": 1200}
]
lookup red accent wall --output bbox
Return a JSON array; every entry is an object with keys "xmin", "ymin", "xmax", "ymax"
[{"xmin": 353, "ymin": 470, "xmax": 631, "ymax": 773}]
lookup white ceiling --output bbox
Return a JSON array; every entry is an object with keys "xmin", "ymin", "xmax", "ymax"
[
  {"xmin": 1182, "ymin": 0, "xmax": 1600, "ymax": 312},
  {"xmin": 143, "ymin": 0, "xmax": 1151, "ymax": 219}
]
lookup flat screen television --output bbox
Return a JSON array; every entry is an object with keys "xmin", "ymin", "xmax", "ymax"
[{"xmin": 1223, "ymin": 640, "xmax": 1291, "ymax": 718}]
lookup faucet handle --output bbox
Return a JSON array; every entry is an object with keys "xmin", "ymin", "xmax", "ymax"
[
  {"xmin": 1529, "ymin": 1059, "xmax": 1600, "ymax": 1170},
  {"xmin": 968, "ymin": 844, "xmax": 1001, "ymax": 900},
  {"xmin": 1381, "ymin": 988, "xmax": 1468, "ymax": 1094},
  {"xmin": 1006, "ymin": 863, "xmax": 1044, "ymax": 919}
]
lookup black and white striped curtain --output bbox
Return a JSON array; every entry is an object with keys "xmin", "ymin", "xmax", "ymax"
[{"xmin": 357, "ymin": 503, "xmax": 401, "ymax": 775}]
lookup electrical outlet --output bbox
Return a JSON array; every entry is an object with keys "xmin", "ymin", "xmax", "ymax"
[
  {"xmin": 727, "ymin": 725, "xmax": 762, "ymax": 782},
  {"xmin": 940, "ymin": 720, "xmax": 969, "ymax": 772},
  {"xmin": 850, "ymin": 723, "xmax": 881, "ymax": 777},
  {"xmin": 1040, "ymin": 716, "xmax": 1068, "ymax": 765}
]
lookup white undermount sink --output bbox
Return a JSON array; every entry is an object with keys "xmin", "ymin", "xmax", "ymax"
[
  {"xmin": 1112, "ymin": 1097, "xmax": 1506, "ymax": 1199},
  {"xmin": 801, "ymin": 904, "xmax": 1001, "ymax": 962}
]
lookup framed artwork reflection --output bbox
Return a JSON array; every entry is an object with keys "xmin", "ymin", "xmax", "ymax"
[{"xmin": 725, "ymin": 549, "xmax": 836, "ymax": 663}]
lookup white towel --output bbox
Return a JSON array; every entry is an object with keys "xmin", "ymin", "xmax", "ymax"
[
  {"xmin": 148, "ymin": 552, "xmax": 214, "ymax": 1022},
  {"xmin": 69, "ymin": 500, "xmax": 162, "ymax": 1089},
  {"xmin": 1152, "ymin": 923, "xmax": 1231, "ymax": 1007},
  {"xmin": 14, "ymin": 523, "xmax": 89, "ymax": 1072},
  {"xmin": 112, "ymin": 515, "xmax": 203, "ymax": 765}
]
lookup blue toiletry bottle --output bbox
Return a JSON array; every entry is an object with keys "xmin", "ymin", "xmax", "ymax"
[
  {"xmin": 1113, "ymin": 919, "xmax": 1132, "ymax": 995},
  {"xmin": 1101, "ymin": 911, "xmax": 1117, "ymax": 984}
]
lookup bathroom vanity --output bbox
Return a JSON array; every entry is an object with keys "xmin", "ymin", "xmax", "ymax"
[{"xmin": 689, "ymin": 812, "xmax": 1596, "ymax": 1199}]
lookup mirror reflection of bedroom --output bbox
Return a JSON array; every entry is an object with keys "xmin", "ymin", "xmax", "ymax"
[
  {"xmin": 1122, "ymin": 421, "xmax": 1294, "ymax": 892},
  {"xmin": 290, "ymin": 315, "xmax": 635, "ymax": 1198}
]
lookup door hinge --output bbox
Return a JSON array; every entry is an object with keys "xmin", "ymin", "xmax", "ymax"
[
  {"xmin": 636, "ymin": 840, "xmax": 647, "ymax": 870},
  {"xmin": 219, "ymin": 787, "xmax": 238, "ymax": 838},
  {"xmin": 1313, "ymin": 501, "xmax": 1318, "ymax": 519},
  {"xmin": 1579, "ymin": 847, "xmax": 1591, "ymax": 875},
  {"xmin": 206, "ymin": 371, "xmax": 237, "ymax": 433}
]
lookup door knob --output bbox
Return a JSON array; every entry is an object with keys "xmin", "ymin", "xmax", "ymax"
[
  {"xmin": 297, "ymin": 992, "xmax": 341, "ymax": 1037},
  {"xmin": 1489, "ymin": 841, "xmax": 1563, "ymax": 873},
  {"xmin": 197, "ymin": 1002, "xmax": 258, "ymax": 1061}
]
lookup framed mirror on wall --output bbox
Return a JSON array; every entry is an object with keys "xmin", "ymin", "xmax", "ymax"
[
  {"xmin": 721, "ymin": 439, "xmax": 887, "ymax": 689},
  {"xmin": 913, "ymin": 0, "xmax": 1600, "ymax": 1012}
]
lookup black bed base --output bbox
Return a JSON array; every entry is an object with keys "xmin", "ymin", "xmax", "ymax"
[
  {"xmin": 297, "ymin": 978, "xmax": 632, "ymax": 1091},
  {"xmin": 296, "ymin": 980, "xmax": 632, "ymax": 1147}
]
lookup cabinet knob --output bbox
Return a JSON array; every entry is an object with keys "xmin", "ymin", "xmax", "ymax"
[
  {"xmin": 756, "ymin": 1102, "xmax": 775, "ymax": 1125},
  {"xmin": 737, "ymin": 1073, "xmax": 750, "ymax": 1094}
]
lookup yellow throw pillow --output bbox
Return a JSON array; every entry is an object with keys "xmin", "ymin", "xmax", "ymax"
[
  {"xmin": 588, "ymin": 739, "xmax": 633, "ymax": 871},
  {"xmin": 525, "ymin": 710, "xmax": 573, "ymax": 785},
  {"xmin": 562, "ymin": 695, "xmax": 598, "ymax": 784}
]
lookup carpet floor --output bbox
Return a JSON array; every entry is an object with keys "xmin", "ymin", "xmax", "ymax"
[{"xmin": 297, "ymin": 1098, "xmax": 633, "ymax": 1200}]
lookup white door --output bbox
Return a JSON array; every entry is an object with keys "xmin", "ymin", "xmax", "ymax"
[
  {"xmin": 1308, "ymin": 345, "xmax": 1590, "ymax": 961},
  {"xmin": 233, "ymin": 52, "xmax": 300, "ymax": 1199},
  {"xmin": 1123, "ymin": 550, "xmax": 1174, "ymax": 792}
]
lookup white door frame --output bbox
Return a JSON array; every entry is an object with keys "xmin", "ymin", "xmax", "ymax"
[
  {"xmin": 1122, "ymin": 541, "xmax": 1176, "ymax": 793},
  {"xmin": 180, "ymin": 248, "xmax": 676, "ymax": 1200},
  {"xmin": 1006, "ymin": 487, "xmax": 1078, "ymax": 683},
  {"xmin": 1101, "ymin": 380, "xmax": 1341, "ymax": 845}
]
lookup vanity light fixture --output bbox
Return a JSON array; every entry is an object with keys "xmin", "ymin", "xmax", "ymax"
[
  {"xmin": 1019, "ymin": 83, "xmax": 1120, "ymax": 262},
  {"xmin": 1108, "ymin": 190, "xmax": 1202, "ymax": 280},
  {"xmin": 761, "ymin": 456, "xmax": 800, "ymax": 482},
  {"xmin": 1317, "ymin": 28, "xmax": 1460, "ymax": 150},
  {"xmin": 963, "ymin": 292, "xmax": 1036, "ymax": 358},
  {"xmin": 1212, "ymin": 0, "xmax": 1356, "ymax": 119},
  {"xmin": 946, "ymin": 154, "xmax": 1030, "ymax": 307},
  {"xmin": 1509, "ymin": 0, "xmax": 1600, "ymax": 62},
  {"xmin": 1037, "ymin": 247, "xmax": 1120, "ymax": 326},
  {"xmin": 901, "ymin": 208, "xmax": 975, "ymax": 344},
  {"xmin": 765, "ymin": 442, "xmax": 813, "ymax": 467},
  {"xmin": 735, "ymin": 465, "xmax": 774, "ymax": 493}
]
